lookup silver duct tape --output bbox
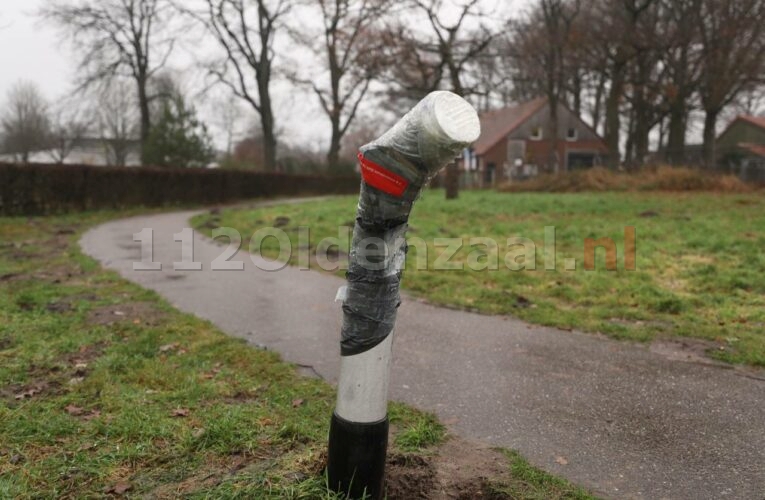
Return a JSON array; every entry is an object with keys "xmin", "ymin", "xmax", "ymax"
[
  {"xmin": 340, "ymin": 91, "xmax": 479, "ymax": 357},
  {"xmin": 340, "ymin": 222, "xmax": 407, "ymax": 356}
]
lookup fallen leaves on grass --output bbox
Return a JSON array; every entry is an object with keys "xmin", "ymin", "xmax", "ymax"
[
  {"xmin": 104, "ymin": 482, "xmax": 132, "ymax": 495},
  {"xmin": 292, "ymin": 398, "xmax": 305, "ymax": 408},
  {"xmin": 159, "ymin": 343, "xmax": 179, "ymax": 353},
  {"xmin": 46, "ymin": 301, "xmax": 73, "ymax": 314},
  {"xmin": 171, "ymin": 408, "xmax": 190, "ymax": 418},
  {"xmin": 64, "ymin": 405, "xmax": 101, "ymax": 420},
  {"xmin": 159, "ymin": 343, "xmax": 187, "ymax": 355},
  {"xmin": 14, "ymin": 385, "xmax": 44, "ymax": 400},
  {"xmin": 65, "ymin": 405, "xmax": 85, "ymax": 416},
  {"xmin": 201, "ymin": 365, "xmax": 222, "ymax": 380},
  {"xmin": 83, "ymin": 411, "xmax": 101, "ymax": 421}
]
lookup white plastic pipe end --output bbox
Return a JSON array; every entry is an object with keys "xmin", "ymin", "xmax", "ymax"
[{"xmin": 431, "ymin": 91, "xmax": 481, "ymax": 144}]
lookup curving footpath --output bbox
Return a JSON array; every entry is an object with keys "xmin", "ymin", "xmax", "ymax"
[{"xmin": 80, "ymin": 205, "xmax": 765, "ymax": 500}]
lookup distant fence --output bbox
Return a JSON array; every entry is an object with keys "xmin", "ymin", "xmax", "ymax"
[{"xmin": 0, "ymin": 163, "xmax": 360, "ymax": 216}]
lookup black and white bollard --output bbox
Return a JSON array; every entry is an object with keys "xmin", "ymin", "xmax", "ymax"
[{"xmin": 327, "ymin": 91, "xmax": 480, "ymax": 499}]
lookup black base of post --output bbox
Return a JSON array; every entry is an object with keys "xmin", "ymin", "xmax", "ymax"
[{"xmin": 327, "ymin": 412, "xmax": 389, "ymax": 500}]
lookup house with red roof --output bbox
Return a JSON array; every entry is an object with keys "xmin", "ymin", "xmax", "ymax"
[
  {"xmin": 463, "ymin": 97, "xmax": 608, "ymax": 186},
  {"xmin": 717, "ymin": 115, "xmax": 765, "ymax": 182}
]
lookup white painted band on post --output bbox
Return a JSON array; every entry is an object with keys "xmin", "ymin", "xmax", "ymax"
[{"xmin": 335, "ymin": 334, "xmax": 394, "ymax": 424}]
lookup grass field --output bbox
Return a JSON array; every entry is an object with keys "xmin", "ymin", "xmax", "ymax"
[
  {"xmin": 194, "ymin": 190, "xmax": 765, "ymax": 367},
  {"xmin": 0, "ymin": 212, "xmax": 595, "ymax": 499}
]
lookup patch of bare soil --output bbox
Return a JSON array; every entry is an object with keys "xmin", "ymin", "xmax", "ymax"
[
  {"xmin": 0, "ymin": 336, "xmax": 13, "ymax": 350},
  {"xmin": 0, "ymin": 265, "xmax": 86, "ymax": 287},
  {"xmin": 145, "ymin": 450, "xmax": 281, "ymax": 499},
  {"xmin": 35, "ymin": 265, "xmax": 87, "ymax": 285},
  {"xmin": 386, "ymin": 453, "xmax": 436, "ymax": 499},
  {"xmin": 64, "ymin": 341, "xmax": 109, "ymax": 370},
  {"xmin": 0, "ymin": 342, "xmax": 108, "ymax": 406},
  {"xmin": 386, "ymin": 437, "xmax": 511, "ymax": 500},
  {"xmin": 0, "ymin": 380, "xmax": 64, "ymax": 404},
  {"xmin": 138, "ymin": 437, "xmax": 510, "ymax": 499},
  {"xmin": 649, "ymin": 338, "xmax": 732, "ymax": 367},
  {"xmin": 145, "ymin": 459, "xmax": 234, "ymax": 499},
  {"xmin": 0, "ymin": 272, "xmax": 21, "ymax": 282},
  {"xmin": 87, "ymin": 302, "xmax": 167, "ymax": 327}
]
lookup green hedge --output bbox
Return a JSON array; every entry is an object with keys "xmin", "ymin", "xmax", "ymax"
[{"xmin": 0, "ymin": 163, "xmax": 360, "ymax": 215}]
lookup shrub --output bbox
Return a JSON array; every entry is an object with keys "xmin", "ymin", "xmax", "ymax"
[
  {"xmin": 499, "ymin": 166, "xmax": 751, "ymax": 193},
  {"xmin": 0, "ymin": 162, "xmax": 360, "ymax": 216}
]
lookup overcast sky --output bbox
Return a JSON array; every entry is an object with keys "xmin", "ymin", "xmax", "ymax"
[
  {"xmin": 0, "ymin": 0, "xmax": 524, "ymax": 151},
  {"xmin": 0, "ymin": 1, "xmax": 71, "ymax": 104}
]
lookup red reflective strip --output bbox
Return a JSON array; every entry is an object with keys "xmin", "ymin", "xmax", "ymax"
[{"xmin": 358, "ymin": 152, "xmax": 409, "ymax": 197}]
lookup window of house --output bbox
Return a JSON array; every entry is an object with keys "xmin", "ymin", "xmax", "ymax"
[
  {"xmin": 530, "ymin": 126, "xmax": 543, "ymax": 140},
  {"xmin": 567, "ymin": 127, "xmax": 578, "ymax": 141}
]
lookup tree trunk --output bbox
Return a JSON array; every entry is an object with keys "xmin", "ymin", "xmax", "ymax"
[
  {"xmin": 702, "ymin": 109, "xmax": 719, "ymax": 168},
  {"xmin": 592, "ymin": 73, "xmax": 606, "ymax": 134},
  {"xmin": 445, "ymin": 162, "xmax": 459, "ymax": 199},
  {"xmin": 259, "ymin": 72, "xmax": 278, "ymax": 172},
  {"xmin": 633, "ymin": 58, "xmax": 652, "ymax": 167},
  {"xmin": 137, "ymin": 75, "xmax": 151, "ymax": 164},
  {"xmin": 261, "ymin": 114, "xmax": 277, "ymax": 172},
  {"xmin": 605, "ymin": 62, "xmax": 626, "ymax": 168},
  {"xmin": 447, "ymin": 62, "xmax": 463, "ymax": 199},
  {"xmin": 327, "ymin": 121, "xmax": 341, "ymax": 168},
  {"xmin": 571, "ymin": 72, "xmax": 582, "ymax": 116},
  {"xmin": 634, "ymin": 118, "xmax": 650, "ymax": 167},
  {"xmin": 666, "ymin": 101, "xmax": 687, "ymax": 165},
  {"xmin": 625, "ymin": 106, "xmax": 636, "ymax": 168},
  {"xmin": 549, "ymin": 98, "xmax": 560, "ymax": 173}
]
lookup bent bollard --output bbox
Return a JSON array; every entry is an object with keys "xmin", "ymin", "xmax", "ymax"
[{"xmin": 327, "ymin": 91, "xmax": 481, "ymax": 499}]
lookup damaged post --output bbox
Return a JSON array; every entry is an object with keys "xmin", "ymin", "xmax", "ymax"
[{"xmin": 327, "ymin": 91, "xmax": 481, "ymax": 499}]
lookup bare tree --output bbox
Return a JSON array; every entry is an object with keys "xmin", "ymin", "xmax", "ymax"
[
  {"xmin": 1, "ymin": 81, "xmax": 51, "ymax": 164},
  {"xmin": 213, "ymin": 95, "xmax": 244, "ymax": 158},
  {"xmin": 339, "ymin": 117, "xmax": 384, "ymax": 164},
  {"xmin": 470, "ymin": 34, "xmax": 516, "ymax": 110},
  {"xmin": 580, "ymin": 0, "xmax": 660, "ymax": 167},
  {"xmin": 411, "ymin": 0, "xmax": 495, "ymax": 96},
  {"xmin": 179, "ymin": 0, "xmax": 292, "ymax": 172},
  {"xmin": 734, "ymin": 84, "xmax": 765, "ymax": 116},
  {"xmin": 398, "ymin": 0, "xmax": 495, "ymax": 198},
  {"xmin": 509, "ymin": 0, "xmax": 581, "ymax": 172},
  {"xmin": 374, "ymin": 24, "xmax": 443, "ymax": 113},
  {"xmin": 656, "ymin": 0, "xmax": 703, "ymax": 164},
  {"xmin": 231, "ymin": 123, "xmax": 267, "ymax": 170},
  {"xmin": 94, "ymin": 81, "xmax": 140, "ymax": 166},
  {"xmin": 696, "ymin": 0, "xmax": 765, "ymax": 166},
  {"xmin": 295, "ymin": 0, "xmax": 390, "ymax": 167},
  {"xmin": 41, "ymin": 0, "xmax": 175, "ymax": 163},
  {"xmin": 48, "ymin": 108, "xmax": 91, "ymax": 164}
]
